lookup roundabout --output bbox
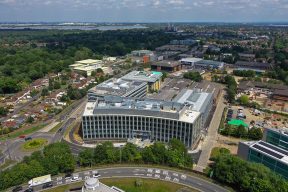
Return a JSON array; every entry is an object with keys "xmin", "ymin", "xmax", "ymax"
[{"xmin": 22, "ymin": 138, "xmax": 48, "ymax": 151}]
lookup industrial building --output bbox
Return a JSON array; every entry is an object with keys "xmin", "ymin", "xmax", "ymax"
[
  {"xmin": 121, "ymin": 71, "xmax": 162, "ymax": 91},
  {"xmin": 237, "ymin": 140, "xmax": 288, "ymax": 179},
  {"xmin": 69, "ymin": 59, "xmax": 107, "ymax": 76},
  {"xmin": 263, "ymin": 128, "xmax": 288, "ymax": 151},
  {"xmin": 173, "ymin": 89, "xmax": 213, "ymax": 128},
  {"xmin": 82, "ymin": 96, "xmax": 202, "ymax": 148},
  {"xmin": 180, "ymin": 58, "xmax": 224, "ymax": 69},
  {"xmin": 151, "ymin": 61, "xmax": 182, "ymax": 72},
  {"xmin": 87, "ymin": 78, "xmax": 147, "ymax": 101}
]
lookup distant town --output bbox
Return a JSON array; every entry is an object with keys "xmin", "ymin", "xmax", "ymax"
[{"xmin": 0, "ymin": 23, "xmax": 288, "ymax": 192}]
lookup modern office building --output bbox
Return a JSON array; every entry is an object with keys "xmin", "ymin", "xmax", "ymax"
[
  {"xmin": 87, "ymin": 78, "xmax": 147, "ymax": 101},
  {"xmin": 173, "ymin": 89, "xmax": 213, "ymax": 128},
  {"xmin": 121, "ymin": 71, "xmax": 162, "ymax": 91},
  {"xmin": 82, "ymin": 96, "xmax": 202, "ymax": 148},
  {"xmin": 238, "ymin": 140, "xmax": 288, "ymax": 179},
  {"xmin": 263, "ymin": 128, "xmax": 288, "ymax": 151}
]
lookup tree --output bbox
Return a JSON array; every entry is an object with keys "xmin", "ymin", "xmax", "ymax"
[
  {"xmin": 26, "ymin": 116, "xmax": 34, "ymax": 124},
  {"xmin": 79, "ymin": 149, "xmax": 94, "ymax": 167},
  {"xmin": 183, "ymin": 71, "xmax": 203, "ymax": 82},
  {"xmin": 96, "ymin": 68, "xmax": 104, "ymax": 74},
  {"xmin": 41, "ymin": 88, "xmax": 49, "ymax": 96},
  {"xmin": 0, "ymin": 107, "xmax": 8, "ymax": 116},
  {"xmin": 248, "ymin": 127, "xmax": 263, "ymax": 140},
  {"xmin": 234, "ymin": 125, "xmax": 247, "ymax": 138},
  {"xmin": 239, "ymin": 95, "xmax": 249, "ymax": 105}
]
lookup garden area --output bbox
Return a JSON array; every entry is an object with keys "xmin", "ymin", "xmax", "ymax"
[{"xmin": 22, "ymin": 138, "xmax": 48, "ymax": 151}]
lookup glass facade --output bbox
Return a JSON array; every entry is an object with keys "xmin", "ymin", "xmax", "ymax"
[
  {"xmin": 82, "ymin": 114, "xmax": 202, "ymax": 148},
  {"xmin": 266, "ymin": 130, "xmax": 288, "ymax": 151},
  {"xmin": 248, "ymin": 148, "xmax": 288, "ymax": 179}
]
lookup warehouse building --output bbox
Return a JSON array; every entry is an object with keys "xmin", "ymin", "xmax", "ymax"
[
  {"xmin": 121, "ymin": 71, "xmax": 162, "ymax": 91},
  {"xmin": 82, "ymin": 96, "xmax": 202, "ymax": 148},
  {"xmin": 238, "ymin": 140, "xmax": 288, "ymax": 179},
  {"xmin": 87, "ymin": 78, "xmax": 147, "ymax": 101}
]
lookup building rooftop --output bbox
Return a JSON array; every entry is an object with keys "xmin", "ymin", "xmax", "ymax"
[
  {"xmin": 173, "ymin": 89, "xmax": 213, "ymax": 113},
  {"xmin": 265, "ymin": 127, "xmax": 288, "ymax": 137},
  {"xmin": 84, "ymin": 96, "xmax": 201, "ymax": 123},
  {"xmin": 88, "ymin": 78, "xmax": 146, "ymax": 97},
  {"xmin": 152, "ymin": 61, "xmax": 180, "ymax": 68},
  {"xmin": 195, "ymin": 60, "xmax": 224, "ymax": 66},
  {"xmin": 180, "ymin": 57, "xmax": 203, "ymax": 63},
  {"xmin": 76, "ymin": 59, "xmax": 102, "ymax": 65},
  {"xmin": 82, "ymin": 178, "xmax": 119, "ymax": 192},
  {"xmin": 244, "ymin": 140, "xmax": 288, "ymax": 164},
  {"xmin": 121, "ymin": 71, "xmax": 162, "ymax": 83}
]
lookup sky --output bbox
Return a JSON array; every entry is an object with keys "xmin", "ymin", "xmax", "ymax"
[{"xmin": 0, "ymin": 0, "xmax": 288, "ymax": 23}]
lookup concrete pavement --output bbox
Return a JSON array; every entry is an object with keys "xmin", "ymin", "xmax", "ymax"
[{"xmin": 194, "ymin": 91, "xmax": 226, "ymax": 172}]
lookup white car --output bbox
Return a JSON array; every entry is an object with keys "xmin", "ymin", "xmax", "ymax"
[
  {"xmin": 71, "ymin": 175, "xmax": 80, "ymax": 182},
  {"xmin": 93, "ymin": 173, "xmax": 101, "ymax": 178}
]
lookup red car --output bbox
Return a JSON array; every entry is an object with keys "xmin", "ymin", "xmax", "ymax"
[{"xmin": 19, "ymin": 135, "xmax": 26, "ymax": 139}]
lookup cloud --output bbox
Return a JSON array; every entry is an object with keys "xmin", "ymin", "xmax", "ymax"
[{"xmin": 0, "ymin": 0, "xmax": 287, "ymax": 22}]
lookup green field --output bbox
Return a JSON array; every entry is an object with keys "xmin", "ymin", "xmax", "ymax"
[
  {"xmin": 0, "ymin": 124, "xmax": 46, "ymax": 141},
  {"xmin": 48, "ymin": 122, "xmax": 63, "ymax": 133},
  {"xmin": 22, "ymin": 138, "xmax": 48, "ymax": 151},
  {"xmin": 44, "ymin": 178, "xmax": 198, "ymax": 192}
]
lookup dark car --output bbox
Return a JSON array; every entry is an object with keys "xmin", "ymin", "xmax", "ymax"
[
  {"xmin": 25, "ymin": 136, "xmax": 32, "ymax": 141},
  {"xmin": 12, "ymin": 186, "xmax": 23, "ymax": 192},
  {"xmin": 24, "ymin": 188, "xmax": 34, "ymax": 192},
  {"xmin": 42, "ymin": 182, "xmax": 53, "ymax": 189}
]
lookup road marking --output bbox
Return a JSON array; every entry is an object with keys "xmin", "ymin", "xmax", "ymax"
[
  {"xmin": 147, "ymin": 169, "xmax": 153, "ymax": 173},
  {"xmin": 196, "ymin": 182, "xmax": 203, "ymax": 186},
  {"xmin": 163, "ymin": 170, "xmax": 169, "ymax": 175},
  {"xmin": 181, "ymin": 174, "xmax": 187, "ymax": 180},
  {"xmin": 134, "ymin": 174, "xmax": 144, "ymax": 176},
  {"xmin": 116, "ymin": 171, "xmax": 121, "ymax": 173},
  {"xmin": 56, "ymin": 177, "xmax": 62, "ymax": 181},
  {"xmin": 103, "ymin": 172, "xmax": 108, "ymax": 174},
  {"xmin": 165, "ymin": 176, "xmax": 171, "ymax": 181},
  {"xmin": 173, "ymin": 178, "xmax": 179, "ymax": 183},
  {"xmin": 173, "ymin": 173, "xmax": 179, "ymax": 177},
  {"xmin": 84, "ymin": 171, "xmax": 90, "ymax": 175}
]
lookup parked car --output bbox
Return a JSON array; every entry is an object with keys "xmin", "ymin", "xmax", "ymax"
[
  {"xmin": 93, "ymin": 173, "xmax": 101, "ymax": 178},
  {"xmin": 12, "ymin": 186, "xmax": 23, "ymax": 192},
  {"xmin": 42, "ymin": 182, "xmax": 53, "ymax": 189},
  {"xmin": 19, "ymin": 135, "xmax": 26, "ymax": 139},
  {"xmin": 24, "ymin": 188, "xmax": 34, "ymax": 192},
  {"xmin": 25, "ymin": 137, "xmax": 32, "ymax": 141}
]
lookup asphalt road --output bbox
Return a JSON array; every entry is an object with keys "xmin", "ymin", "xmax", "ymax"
[{"xmin": 13, "ymin": 167, "xmax": 229, "ymax": 192}]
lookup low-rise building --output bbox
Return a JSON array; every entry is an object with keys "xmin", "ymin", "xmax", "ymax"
[
  {"xmin": 238, "ymin": 53, "xmax": 256, "ymax": 62},
  {"xmin": 69, "ymin": 59, "xmax": 106, "ymax": 76},
  {"xmin": 151, "ymin": 61, "xmax": 181, "ymax": 72},
  {"xmin": 238, "ymin": 140, "xmax": 288, "ymax": 179},
  {"xmin": 88, "ymin": 78, "xmax": 147, "ymax": 101},
  {"xmin": 121, "ymin": 71, "xmax": 162, "ymax": 91},
  {"xmin": 180, "ymin": 58, "xmax": 203, "ymax": 66},
  {"xmin": 234, "ymin": 61, "xmax": 271, "ymax": 71}
]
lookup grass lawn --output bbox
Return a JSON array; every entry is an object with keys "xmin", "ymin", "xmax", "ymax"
[
  {"xmin": 101, "ymin": 178, "xmax": 199, "ymax": 192},
  {"xmin": 44, "ymin": 178, "xmax": 198, "ymax": 192},
  {"xmin": 22, "ymin": 138, "xmax": 48, "ymax": 151},
  {"xmin": 48, "ymin": 122, "xmax": 63, "ymax": 133},
  {"xmin": 0, "ymin": 124, "xmax": 46, "ymax": 141}
]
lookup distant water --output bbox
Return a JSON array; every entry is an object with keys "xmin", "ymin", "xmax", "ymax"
[{"xmin": 0, "ymin": 25, "xmax": 148, "ymax": 31}]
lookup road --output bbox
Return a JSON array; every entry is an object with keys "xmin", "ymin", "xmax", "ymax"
[
  {"xmin": 12, "ymin": 167, "xmax": 228, "ymax": 192},
  {"xmin": 194, "ymin": 91, "xmax": 226, "ymax": 172},
  {"xmin": 0, "ymin": 97, "xmax": 86, "ymax": 163}
]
